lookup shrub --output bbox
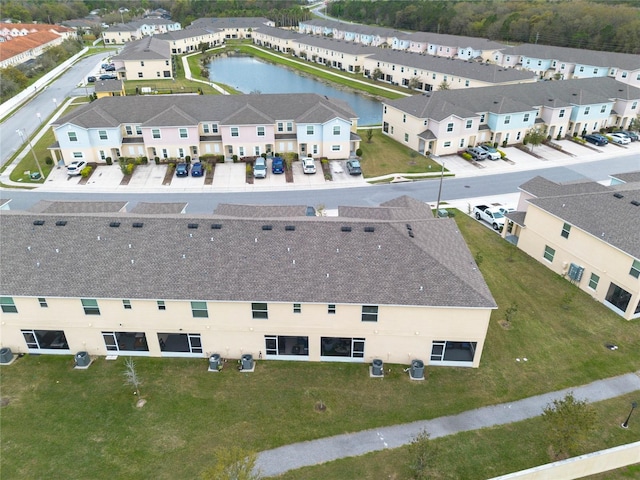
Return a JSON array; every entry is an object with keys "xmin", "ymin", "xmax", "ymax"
[
  {"xmin": 141, "ymin": 156, "xmax": 148, "ymax": 164},
  {"xmin": 45, "ymin": 157, "xmax": 53, "ymax": 166},
  {"xmin": 106, "ymin": 157, "xmax": 112, "ymax": 165},
  {"xmin": 556, "ymin": 134, "xmax": 562, "ymax": 141},
  {"xmin": 498, "ymin": 150, "xmax": 506, "ymax": 158},
  {"xmin": 355, "ymin": 148, "xmax": 363, "ymax": 156},
  {"xmin": 232, "ymin": 154, "xmax": 238, "ymax": 163},
  {"xmin": 154, "ymin": 157, "xmax": 160, "ymax": 165},
  {"xmin": 502, "ymin": 140, "xmax": 508, "ymax": 148},
  {"xmin": 261, "ymin": 153, "xmax": 267, "ymax": 159},
  {"xmin": 125, "ymin": 163, "xmax": 135, "ymax": 175},
  {"xmin": 80, "ymin": 166, "xmax": 92, "ymax": 177},
  {"xmin": 246, "ymin": 164, "xmax": 252, "ymax": 175},
  {"xmin": 461, "ymin": 152, "xmax": 472, "ymax": 161},
  {"xmin": 185, "ymin": 155, "xmax": 191, "ymax": 163}
]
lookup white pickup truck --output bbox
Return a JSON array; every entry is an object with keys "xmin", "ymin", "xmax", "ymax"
[{"xmin": 473, "ymin": 205, "xmax": 505, "ymax": 231}]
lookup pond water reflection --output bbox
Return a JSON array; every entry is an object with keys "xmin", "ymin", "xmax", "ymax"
[{"xmin": 207, "ymin": 55, "xmax": 382, "ymax": 126}]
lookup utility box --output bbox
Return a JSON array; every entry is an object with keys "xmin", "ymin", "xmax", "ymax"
[
  {"xmin": 241, "ymin": 354, "xmax": 254, "ymax": 371},
  {"xmin": 437, "ymin": 209, "xmax": 449, "ymax": 218},
  {"xmin": 0, "ymin": 347, "xmax": 13, "ymax": 364},
  {"xmin": 74, "ymin": 351, "xmax": 91, "ymax": 368},
  {"xmin": 208, "ymin": 353, "xmax": 221, "ymax": 372},
  {"xmin": 410, "ymin": 359, "xmax": 425, "ymax": 380},
  {"xmin": 371, "ymin": 358, "xmax": 384, "ymax": 376}
]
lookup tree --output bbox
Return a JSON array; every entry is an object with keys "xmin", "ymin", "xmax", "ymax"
[
  {"xmin": 542, "ymin": 392, "xmax": 597, "ymax": 460},
  {"xmin": 200, "ymin": 446, "xmax": 261, "ymax": 480},
  {"xmin": 524, "ymin": 127, "xmax": 546, "ymax": 151},
  {"xmin": 366, "ymin": 128, "xmax": 373, "ymax": 143},
  {"xmin": 123, "ymin": 357, "xmax": 142, "ymax": 397},
  {"xmin": 437, "ymin": 80, "xmax": 450, "ymax": 91},
  {"xmin": 372, "ymin": 68, "xmax": 383, "ymax": 80},
  {"xmin": 407, "ymin": 429, "xmax": 437, "ymax": 480},
  {"xmin": 408, "ymin": 76, "xmax": 422, "ymax": 90}
]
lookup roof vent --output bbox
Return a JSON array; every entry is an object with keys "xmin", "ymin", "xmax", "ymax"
[
  {"xmin": 285, "ymin": 225, "xmax": 295, "ymax": 231},
  {"xmin": 341, "ymin": 226, "xmax": 352, "ymax": 232},
  {"xmin": 188, "ymin": 223, "xmax": 199, "ymax": 229},
  {"xmin": 109, "ymin": 221, "xmax": 121, "ymax": 227},
  {"xmin": 55, "ymin": 220, "xmax": 67, "ymax": 226},
  {"xmin": 613, "ymin": 193, "xmax": 624, "ymax": 199},
  {"xmin": 33, "ymin": 220, "xmax": 45, "ymax": 226},
  {"xmin": 364, "ymin": 226, "xmax": 375, "ymax": 233},
  {"xmin": 211, "ymin": 223, "xmax": 222, "ymax": 229},
  {"xmin": 132, "ymin": 222, "xmax": 144, "ymax": 228},
  {"xmin": 262, "ymin": 225, "xmax": 273, "ymax": 231},
  {"xmin": 631, "ymin": 200, "xmax": 640, "ymax": 207},
  {"xmin": 408, "ymin": 231, "xmax": 415, "ymax": 238}
]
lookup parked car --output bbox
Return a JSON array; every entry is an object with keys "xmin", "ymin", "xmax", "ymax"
[
  {"xmin": 465, "ymin": 147, "xmax": 489, "ymax": 161},
  {"xmin": 99, "ymin": 74, "xmax": 117, "ymax": 81},
  {"xmin": 614, "ymin": 130, "xmax": 638, "ymax": 141},
  {"xmin": 609, "ymin": 132, "xmax": 631, "ymax": 145},
  {"xmin": 87, "ymin": 76, "xmax": 96, "ymax": 83},
  {"xmin": 583, "ymin": 133, "xmax": 608, "ymax": 146},
  {"xmin": 498, "ymin": 206, "xmax": 515, "ymax": 216},
  {"xmin": 101, "ymin": 63, "xmax": 110, "ymax": 69},
  {"xmin": 191, "ymin": 162, "xmax": 204, "ymax": 177},
  {"xmin": 175, "ymin": 162, "xmax": 189, "ymax": 177},
  {"xmin": 346, "ymin": 158, "xmax": 362, "ymax": 175},
  {"xmin": 477, "ymin": 144, "xmax": 501, "ymax": 160},
  {"xmin": 271, "ymin": 157, "xmax": 284, "ymax": 174},
  {"xmin": 302, "ymin": 157, "xmax": 317, "ymax": 174},
  {"xmin": 66, "ymin": 160, "xmax": 87, "ymax": 176},
  {"xmin": 253, "ymin": 157, "xmax": 267, "ymax": 178},
  {"xmin": 104, "ymin": 65, "xmax": 116, "ymax": 72}
]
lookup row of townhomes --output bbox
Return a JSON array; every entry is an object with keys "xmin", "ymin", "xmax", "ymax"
[
  {"xmin": 0, "ymin": 197, "xmax": 496, "ymax": 366},
  {"xmin": 503, "ymin": 173, "xmax": 640, "ymax": 321},
  {"xmin": 0, "ymin": 23, "xmax": 76, "ymax": 68},
  {"xmin": 101, "ymin": 18, "xmax": 182, "ymax": 44},
  {"xmin": 49, "ymin": 94, "xmax": 360, "ymax": 164},
  {"xmin": 299, "ymin": 19, "xmax": 640, "ymax": 88},
  {"xmin": 382, "ymin": 77, "xmax": 640, "ymax": 157}
]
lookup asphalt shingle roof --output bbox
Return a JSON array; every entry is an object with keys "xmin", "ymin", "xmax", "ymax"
[
  {"xmin": 111, "ymin": 36, "xmax": 170, "ymax": 61},
  {"xmin": 0, "ymin": 201, "xmax": 496, "ymax": 309}
]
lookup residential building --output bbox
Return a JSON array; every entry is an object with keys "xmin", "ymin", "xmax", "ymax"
[
  {"xmin": 0, "ymin": 23, "xmax": 76, "ymax": 68},
  {"xmin": 93, "ymin": 78, "xmax": 125, "ymax": 98},
  {"xmin": 382, "ymin": 77, "xmax": 640, "ymax": 157},
  {"xmin": 110, "ymin": 36, "xmax": 172, "ymax": 81},
  {"xmin": 188, "ymin": 16, "xmax": 274, "ymax": 40},
  {"xmin": 48, "ymin": 93, "xmax": 360, "ymax": 164},
  {"xmin": 0, "ymin": 197, "xmax": 496, "ymax": 366},
  {"xmin": 503, "ymin": 174, "xmax": 640, "ymax": 321},
  {"xmin": 102, "ymin": 18, "xmax": 181, "ymax": 45}
]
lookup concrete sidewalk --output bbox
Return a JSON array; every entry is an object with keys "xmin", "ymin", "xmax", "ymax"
[{"xmin": 254, "ymin": 372, "xmax": 640, "ymax": 477}]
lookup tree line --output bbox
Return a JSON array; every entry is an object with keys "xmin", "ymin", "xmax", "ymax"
[{"xmin": 326, "ymin": 0, "xmax": 640, "ymax": 54}]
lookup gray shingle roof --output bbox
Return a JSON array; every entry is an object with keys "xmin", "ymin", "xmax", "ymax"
[
  {"xmin": 519, "ymin": 176, "xmax": 609, "ymax": 198},
  {"xmin": 129, "ymin": 202, "xmax": 187, "ymax": 214},
  {"xmin": 94, "ymin": 79, "xmax": 123, "ymax": 92},
  {"xmin": 111, "ymin": 36, "xmax": 170, "ymax": 61},
  {"xmin": 0, "ymin": 200, "xmax": 496, "ymax": 309},
  {"xmin": 214, "ymin": 204, "xmax": 311, "ymax": 218},
  {"xmin": 529, "ymin": 188, "xmax": 640, "ymax": 259},
  {"xmin": 29, "ymin": 200, "xmax": 128, "ymax": 214},
  {"xmin": 53, "ymin": 94, "xmax": 358, "ymax": 129},
  {"xmin": 610, "ymin": 171, "xmax": 640, "ymax": 185},
  {"xmin": 188, "ymin": 17, "xmax": 272, "ymax": 30}
]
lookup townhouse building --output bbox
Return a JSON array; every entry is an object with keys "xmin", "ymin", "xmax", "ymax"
[
  {"xmin": 110, "ymin": 36, "xmax": 173, "ymax": 81},
  {"xmin": 382, "ymin": 77, "xmax": 640, "ymax": 157},
  {"xmin": 188, "ymin": 16, "xmax": 275, "ymax": 40},
  {"xmin": 0, "ymin": 23, "xmax": 76, "ymax": 68},
  {"xmin": 48, "ymin": 93, "xmax": 360, "ymax": 164},
  {"xmin": 155, "ymin": 28, "xmax": 221, "ymax": 55},
  {"xmin": 102, "ymin": 18, "xmax": 181, "ymax": 45},
  {"xmin": 0, "ymin": 197, "xmax": 496, "ymax": 367},
  {"xmin": 503, "ymin": 175, "xmax": 640, "ymax": 321}
]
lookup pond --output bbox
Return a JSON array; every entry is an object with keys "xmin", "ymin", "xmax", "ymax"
[{"xmin": 206, "ymin": 55, "xmax": 382, "ymax": 126}]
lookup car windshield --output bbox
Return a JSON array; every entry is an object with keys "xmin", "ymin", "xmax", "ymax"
[
  {"xmin": 350, "ymin": 160, "xmax": 360, "ymax": 167},
  {"xmin": 493, "ymin": 211, "xmax": 504, "ymax": 218}
]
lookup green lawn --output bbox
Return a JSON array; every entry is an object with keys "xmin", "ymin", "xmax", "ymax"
[{"xmin": 2, "ymin": 214, "xmax": 639, "ymax": 479}]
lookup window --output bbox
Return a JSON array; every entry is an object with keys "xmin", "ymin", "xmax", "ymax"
[
  {"xmin": 68, "ymin": 132, "xmax": 78, "ymax": 142},
  {"xmin": 600, "ymin": 105, "xmax": 606, "ymax": 113},
  {"xmin": 257, "ymin": 126, "xmax": 265, "ymax": 137},
  {"xmin": 523, "ymin": 114, "xmax": 530, "ymax": 122},
  {"xmin": 559, "ymin": 109, "xmax": 565, "ymax": 118},
  {"xmin": 140, "ymin": 60, "xmax": 145, "ymax": 66},
  {"xmin": 138, "ymin": 72, "xmax": 143, "ymax": 78},
  {"xmin": 121, "ymin": 300, "xmax": 132, "ymax": 310},
  {"xmin": 466, "ymin": 120, "xmax": 472, "ymax": 129},
  {"xmin": 252, "ymin": 302, "xmax": 268, "ymax": 319},
  {"xmin": 430, "ymin": 340, "xmax": 477, "ymax": 364},
  {"xmin": 543, "ymin": 245, "xmax": 555, "ymax": 262},
  {"xmin": 103, "ymin": 331, "xmax": 148, "ymax": 352},
  {"xmin": 157, "ymin": 300, "xmax": 166, "ymax": 311},
  {"xmin": 125, "ymin": 126, "xmax": 133, "ymax": 135},
  {"xmin": 73, "ymin": 152, "xmax": 83, "ymax": 159},
  {"xmin": 361, "ymin": 305, "xmax": 378, "ymax": 322},
  {"xmin": 38, "ymin": 297, "xmax": 48, "ymax": 308},
  {"xmin": 277, "ymin": 122, "xmax": 283, "ymax": 132},
  {"xmin": 286, "ymin": 122, "xmax": 293, "ymax": 132},
  {"xmin": 22, "ymin": 330, "xmax": 69, "ymax": 351},
  {"xmin": 98, "ymin": 130, "xmax": 108, "ymax": 140},
  {"xmin": 622, "ymin": 71, "xmax": 628, "ymax": 78},
  {"xmin": 402, "ymin": 114, "xmax": 406, "ymax": 123},
  {"xmin": 605, "ymin": 283, "xmax": 632, "ymax": 313},
  {"xmin": 306, "ymin": 125, "xmax": 314, "ymax": 135},
  {"xmin": 579, "ymin": 66, "xmax": 584, "ymax": 72},
  {"xmin": 265, "ymin": 335, "xmax": 308, "ymax": 356},
  {"xmin": 203, "ymin": 124, "xmax": 210, "ymax": 134},
  {"xmin": 332, "ymin": 145, "xmax": 340, "ymax": 151},
  {"xmin": 504, "ymin": 115, "xmax": 511, "ymax": 125},
  {"xmin": 561, "ymin": 223, "xmax": 571, "ymax": 238},
  {"xmin": 328, "ymin": 304, "xmax": 336, "ymax": 314},
  {"xmin": 99, "ymin": 150, "xmax": 106, "ymax": 160},
  {"xmin": 443, "ymin": 141, "xmax": 451, "ymax": 147},
  {"xmin": 632, "ymin": 101, "xmax": 638, "ymax": 110},
  {"xmin": 465, "ymin": 80, "xmax": 469, "ymax": 87},
  {"xmin": 480, "ymin": 114, "xmax": 485, "ymax": 122},
  {"xmin": 191, "ymin": 301, "xmax": 208, "ymax": 318},
  {"xmin": 459, "ymin": 138, "xmax": 465, "ymax": 148},
  {"xmin": 588, "ymin": 273, "xmax": 599, "ymax": 290},
  {"xmin": 333, "ymin": 126, "xmax": 341, "ymax": 135},
  {"xmin": 584, "ymin": 107, "xmax": 590, "ymax": 115},
  {"xmin": 630, "ymin": 260, "xmax": 640, "ymax": 279},
  {"xmin": 135, "ymin": 126, "xmax": 142, "ymax": 135},
  {"xmin": 404, "ymin": 133, "xmax": 409, "ymax": 142},
  {"xmin": 231, "ymin": 127, "xmax": 239, "ymax": 137},
  {"xmin": 81, "ymin": 298, "xmax": 100, "ymax": 315},
  {"xmin": 158, "ymin": 333, "xmax": 202, "ymax": 354},
  {"xmin": 293, "ymin": 303, "xmax": 301, "ymax": 313},
  {"xmin": 152, "ymin": 129, "xmax": 161, "ymax": 139},
  {"xmin": 446, "ymin": 123, "xmax": 454, "ymax": 132},
  {"xmin": 1, "ymin": 297, "xmax": 17, "ymax": 313},
  {"xmin": 321, "ymin": 337, "xmax": 364, "ymax": 358},
  {"xmin": 179, "ymin": 128, "xmax": 188, "ymax": 139}
]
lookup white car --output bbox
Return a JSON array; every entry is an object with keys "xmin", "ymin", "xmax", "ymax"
[
  {"xmin": 302, "ymin": 158, "xmax": 317, "ymax": 174},
  {"xmin": 477, "ymin": 144, "xmax": 501, "ymax": 160},
  {"xmin": 66, "ymin": 161, "xmax": 87, "ymax": 176},
  {"xmin": 609, "ymin": 133, "xmax": 630, "ymax": 145}
]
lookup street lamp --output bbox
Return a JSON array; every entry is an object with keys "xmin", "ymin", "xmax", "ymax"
[
  {"xmin": 16, "ymin": 128, "xmax": 44, "ymax": 180},
  {"xmin": 621, "ymin": 401, "xmax": 637, "ymax": 429},
  {"xmin": 52, "ymin": 98, "xmax": 58, "ymax": 109},
  {"xmin": 36, "ymin": 112, "xmax": 41, "ymax": 124}
]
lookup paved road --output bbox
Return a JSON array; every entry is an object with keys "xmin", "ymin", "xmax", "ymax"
[{"xmin": 254, "ymin": 372, "xmax": 640, "ymax": 477}]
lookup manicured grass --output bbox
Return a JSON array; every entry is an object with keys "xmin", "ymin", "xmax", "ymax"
[
  {"xmin": 358, "ymin": 129, "xmax": 445, "ymax": 178},
  {"xmin": 2, "ymin": 214, "xmax": 639, "ymax": 478},
  {"xmin": 274, "ymin": 392, "xmax": 640, "ymax": 480}
]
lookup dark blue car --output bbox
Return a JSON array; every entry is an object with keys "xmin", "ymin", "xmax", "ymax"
[
  {"xmin": 191, "ymin": 162, "xmax": 204, "ymax": 177},
  {"xmin": 175, "ymin": 162, "xmax": 189, "ymax": 177},
  {"xmin": 271, "ymin": 157, "xmax": 284, "ymax": 174}
]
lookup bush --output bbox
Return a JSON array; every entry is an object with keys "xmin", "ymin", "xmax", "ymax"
[
  {"xmin": 185, "ymin": 155, "xmax": 191, "ymax": 163},
  {"xmin": 141, "ymin": 156, "xmax": 148, "ymax": 164},
  {"xmin": 125, "ymin": 163, "xmax": 135, "ymax": 175},
  {"xmin": 502, "ymin": 140, "xmax": 508, "ymax": 148},
  {"xmin": 232, "ymin": 154, "xmax": 238, "ymax": 163},
  {"xmin": 106, "ymin": 157, "xmax": 112, "ymax": 165},
  {"xmin": 461, "ymin": 152, "xmax": 472, "ymax": 161},
  {"xmin": 355, "ymin": 148, "xmax": 363, "ymax": 156},
  {"xmin": 45, "ymin": 157, "xmax": 54, "ymax": 166},
  {"xmin": 154, "ymin": 157, "xmax": 160, "ymax": 165},
  {"xmin": 80, "ymin": 166, "xmax": 93, "ymax": 177},
  {"xmin": 246, "ymin": 164, "xmax": 252, "ymax": 175}
]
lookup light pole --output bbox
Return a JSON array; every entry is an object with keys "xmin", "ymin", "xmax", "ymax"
[
  {"xmin": 16, "ymin": 128, "xmax": 44, "ymax": 180},
  {"xmin": 621, "ymin": 401, "xmax": 637, "ymax": 429},
  {"xmin": 36, "ymin": 112, "xmax": 42, "ymax": 124},
  {"xmin": 52, "ymin": 98, "xmax": 58, "ymax": 109}
]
